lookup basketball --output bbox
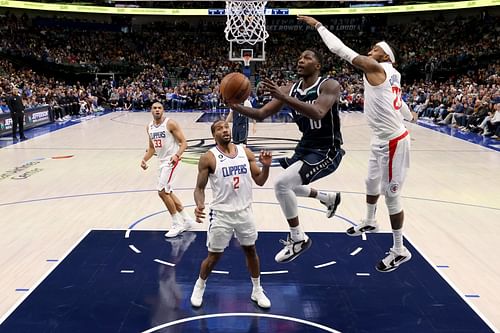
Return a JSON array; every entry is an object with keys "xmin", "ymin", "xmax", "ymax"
[{"xmin": 220, "ymin": 72, "xmax": 252, "ymax": 104}]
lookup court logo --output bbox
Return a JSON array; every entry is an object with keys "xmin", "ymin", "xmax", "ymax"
[
  {"xmin": 183, "ymin": 137, "xmax": 299, "ymax": 167},
  {"xmin": 0, "ymin": 161, "xmax": 42, "ymax": 181}
]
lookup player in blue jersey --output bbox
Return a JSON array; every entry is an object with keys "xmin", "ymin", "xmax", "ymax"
[
  {"xmin": 228, "ymin": 49, "xmax": 343, "ymax": 263},
  {"xmin": 226, "ymin": 95, "xmax": 257, "ymax": 145}
]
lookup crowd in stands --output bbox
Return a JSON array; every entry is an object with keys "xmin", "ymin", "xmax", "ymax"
[{"xmin": 0, "ymin": 11, "xmax": 498, "ymax": 137}]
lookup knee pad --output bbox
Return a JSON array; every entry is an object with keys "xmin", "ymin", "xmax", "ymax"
[
  {"xmin": 385, "ymin": 195, "xmax": 402, "ymax": 215},
  {"xmin": 365, "ymin": 177, "xmax": 381, "ymax": 196},
  {"xmin": 274, "ymin": 176, "xmax": 298, "ymax": 219},
  {"xmin": 293, "ymin": 185, "xmax": 310, "ymax": 197}
]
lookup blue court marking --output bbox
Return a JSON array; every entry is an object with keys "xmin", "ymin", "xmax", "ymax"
[
  {"xmin": 1, "ymin": 188, "xmax": 498, "ymax": 211},
  {"xmin": 437, "ymin": 265, "xmax": 450, "ymax": 268},
  {"xmin": 465, "ymin": 295, "xmax": 481, "ymax": 298},
  {"xmin": 46, "ymin": 259, "xmax": 59, "ymax": 263},
  {"xmin": 417, "ymin": 120, "xmax": 500, "ymax": 152},
  {"xmin": 14, "ymin": 289, "xmax": 29, "ymax": 292},
  {"xmin": 0, "ymin": 230, "xmax": 495, "ymax": 333},
  {"xmin": 127, "ymin": 202, "xmax": 357, "ymax": 229}
]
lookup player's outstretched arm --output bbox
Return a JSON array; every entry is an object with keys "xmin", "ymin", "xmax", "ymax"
[
  {"xmin": 261, "ymin": 78, "xmax": 340, "ymax": 120},
  {"xmin": 298, "ymin": 15, "xmax": 384, "ymax": 77},
  {"xmin": 245, "ymin": 148, "xmax": 271, "ymax": 186},
  {"xmin": 228, "ymin": 87, "xmax": 288, "ymax": 121},
  {"xmin": 193, "ymin": 152, "xmax": 213, "ymax": 223}
]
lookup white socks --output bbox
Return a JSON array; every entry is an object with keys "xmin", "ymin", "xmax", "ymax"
[
  {"xmin": 315, "ymin": 191, "xmax": 330, "ymax": 203},
  {"xmin": 290, "ymin": 225, "xmax": 305, "ymax": 242},
  {"xmin": 251, "ymin": 277, "xmax": 260, "ymax": 289},
  {"xmin": 392, "ymin": 228, "xmax": 403, "ymax": 252},
  {"xmin": 366, "ymin": 203, "xmax": 377, "ymax": 222},
  {"xmin": 171, "ymin": 212, "xmax": 182, "ymax": 223},
  {"xmin": 196, "ymin": 277, "xmax": 206, "ymax": 288},
  {"xmin": 179, "ymin": 209, "xmax": 191, "ymax": 221}
]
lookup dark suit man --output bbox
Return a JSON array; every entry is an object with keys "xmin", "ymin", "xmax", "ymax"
[{"xmin": 6, "ymin": 88, "xmax": 26, "ymax": 141}]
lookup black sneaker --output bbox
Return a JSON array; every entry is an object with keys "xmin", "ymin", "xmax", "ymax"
[
  {"xmin": 274, "ymin": 234, "xmax": 312, "ymax": 263},
  {"xmin": 376, "ymin": 247, "xmax": 412, "ymax": 273},
  {"xmin": 321, "ymin": 192, "xmax": 341, "ymax": 218},
  {"xmin": 346, "ymin": 219, "xmax": 379, "ymax": 236}
]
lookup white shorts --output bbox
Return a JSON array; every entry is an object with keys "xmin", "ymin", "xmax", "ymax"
[
  {"xmin": 367, "ymin": 131, "xmax": 410, "ymax": 197},
  {"xmin": 206, "ymin": 206, "xmax": 257, "ymax": 253},
  {"xmin": 158, "ymin": 160, "xmax": 181, "ymax": 193}
]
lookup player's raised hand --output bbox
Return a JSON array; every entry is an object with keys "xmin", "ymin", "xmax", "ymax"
[
  {"xmin": 141, "ymin": 159, "xmax": 148, "ymax": 170},
  {"xmin": 261, "ymin": 79, "xmax": 286, "ymax": 100},
  {"xmin": 297, "ymin": 15, "xmax": 320, "ymax": 28},
  {"xmin": 194, "ymin": 205, "xmax": 205, "ymax": 223},
  {"xmin": 259, "ymin": 150, "xmax": 272, "ymax": 167}
]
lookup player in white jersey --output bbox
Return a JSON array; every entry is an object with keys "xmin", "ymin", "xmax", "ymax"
[
  {"xmin": 190, "ymin": 120, "xmax": 272, "ymax": 309},
  {"xmin": 300, "ymin": 15, "xmax": 417, "ymax": 272},
  {"xmin": 141, "ymin": 102, "xmax": 194, "ymax": 238}
]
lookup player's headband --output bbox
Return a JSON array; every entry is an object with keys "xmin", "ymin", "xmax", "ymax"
[{"xmin": 376, "ymin": 41, "xmax": 395, "ymax": 63}]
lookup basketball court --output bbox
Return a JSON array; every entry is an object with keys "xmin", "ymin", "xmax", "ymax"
[{"xmin": 0, "ymin": 111, "xmax": 498, "ymax": 332}]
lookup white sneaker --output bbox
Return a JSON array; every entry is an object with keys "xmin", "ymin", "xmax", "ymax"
[
  {"xmin": 346, "ymin": 219, "xmax": 379, "ymax": 236},
  {"xmin": 190, "ymin": 281, "xmax": 206, "ymax": 307},
  {"xmin": 376, "ymin": 246, "xmax": 412, "ymax": 273},
  {"xmin": 165, "ymin": 219, "xmax": 186, "ymax": 238},
  {"xmin": 183, "ymin": 217, "xmax": 195, "ymax": 230},
  {"xmin": 274, "ymin": 234, "xmax": 312, "ymax": 263},
  {"xmin": 251, "ymin": 286, "xmax": 271, "ymax": 309},
  {"xmin": 321, "ymin": 192, "xmax": 341, "ymax": 218}
]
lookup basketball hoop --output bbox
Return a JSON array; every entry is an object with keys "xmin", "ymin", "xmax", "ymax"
[
  {"xmin": 243, "ymin": 54, "xmax": 252, "ymax": 67},
  {"xmin": 225, "ymin": 0, "xmax": 269, "ymax": 45}
]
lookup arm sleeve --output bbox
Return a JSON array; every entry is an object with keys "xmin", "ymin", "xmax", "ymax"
[
  {"xmin": 316, "ymin": 24, "xmax": 359, "ymax": 64},
  {"xmin": 400, "ymin": 101, "xmax": 414, "ymax": 121}
]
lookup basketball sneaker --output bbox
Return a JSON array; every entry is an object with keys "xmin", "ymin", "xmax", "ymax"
[
  {"xmin": 274, "ymin": 234, "xmax": 312, "ymax": 263},
  {"xmin": 376, "ymin": 247, "xmax": 412, "ymax": 273},
  {"xmin": 190, "ymin": 281, "xmax": 206, "ymax": 307},
  {"xmin": 321, "ymin": 192, "xmax": 342, "ymax": 218},
  {"xmin": 165, "ymin": 219, "xmax": 186, "ymax": 238},
  {"xmin": 183, "ymin": 217, "xmax": 195, "ymax": 230},
  {"xmin": 251, "ymin": 286, "xmax": 271, "ymax": 309},
  {"xmin": 346, "ymin": 219, "xmax": 379, "ymax": 236}
]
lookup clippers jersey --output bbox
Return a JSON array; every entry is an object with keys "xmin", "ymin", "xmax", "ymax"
[
  {"xmin": 289, "ymin": 77, "xmax": 342, "ymax": 149},
  {"xmin": 148, "ymin": 117, "xmax": 179, "ymax": 166},
  {"xmin": 209, "ymin": 145, "xmax": 252, "ymax": 212},
  {"xmin": 363, "ymin": 62, "xmax": 406, "ymax": 140}
]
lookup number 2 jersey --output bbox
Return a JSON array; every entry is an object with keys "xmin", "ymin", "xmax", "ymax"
[
  {"xmin": 363, "ymin": 62, "xmax": 406, "ymax": 140},
  {"xmin": 148, "ymin": 117, "xmax": 179, "ymax": 167},
  {"xmin": 208, "ymin": 145, "xmax": 253, "ymax": 212},
  {"xmin": 288, "ymin": 76, "xmax": 343, "ymax": 150}
]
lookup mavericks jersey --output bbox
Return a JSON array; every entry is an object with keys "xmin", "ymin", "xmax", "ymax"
[
  {"xmin": 363, "ymin": 62, "xmax": 406, "ymax": 140},
  {"xmin": 148, "ymin": 117, "xmax": 179, "ymax": 166},
  {"xmin": 289, "ymin": 77, "xmax": 342, "ymax": 149},
  {"xmin": 209, "ymin": 145, "xmax": 252, "ymax": 212}
]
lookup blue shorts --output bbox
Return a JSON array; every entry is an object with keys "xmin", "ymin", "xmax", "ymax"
[
  {"xmin": 232, "ymin": 124, "xmax": 248, "ymax": 144},
  {"xmin": 278, "ymin": 146, "xmax": 344, "ymax": 185}
]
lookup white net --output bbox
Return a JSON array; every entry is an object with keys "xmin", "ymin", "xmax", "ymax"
[{"xmin": 225, "ymin": 0, "xmax": 269, "ymax": 45}]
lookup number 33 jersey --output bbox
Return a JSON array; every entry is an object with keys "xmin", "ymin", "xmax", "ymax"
[
  {"xmin": 209, "ymin": 145, "xmax": 253, "ymax": 212},
  {"xmin": 148, "ymin": 118, "xmax": 179, "ymax": 166}
]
